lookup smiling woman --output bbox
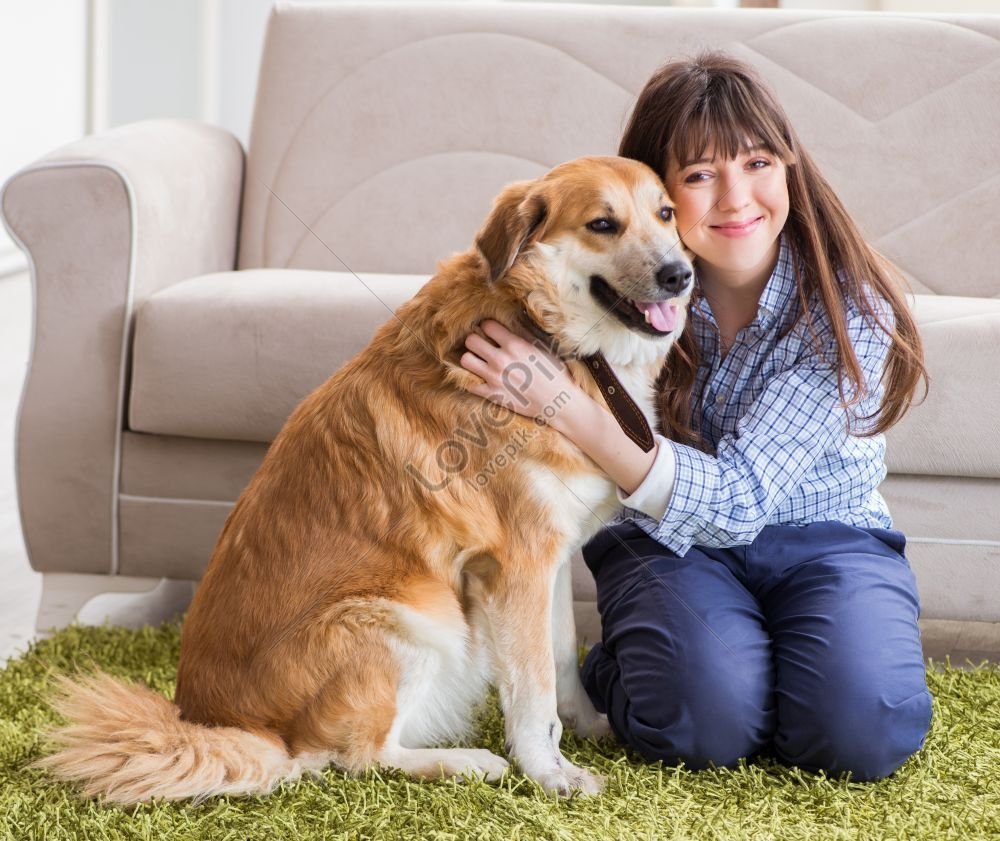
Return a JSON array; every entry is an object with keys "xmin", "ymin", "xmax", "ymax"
[
  {"xmin": 667, "ymin": 148, "xmax": 789, "ymax": 294},
  {"xmin": 467, "ymin": 49, "xmax": 934, "ymax": 784},
  {"xmin": 665, "ymin": 145, "xmax": 789, "ymax": 356}
]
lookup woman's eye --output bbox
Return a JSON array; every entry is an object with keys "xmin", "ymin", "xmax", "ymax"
[
  {"xmin": 586, "ymin": 218, "xmax": 617, "ymax": 234},
  {"xmin": 748, "ymin": 158, "xmax": 770, "ymax": 170},
  {"xmin": 684, "ymin": 171, "xmax": 709, "ymax": 184},
  {"xmin": 659, "ymin": 206, "xmax": 674, "ymax": 222}
]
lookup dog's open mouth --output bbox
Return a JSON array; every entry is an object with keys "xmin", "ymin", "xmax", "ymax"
[{"xmin": 589, "ymin": 274, "xmax": 681, "ymax": 335}]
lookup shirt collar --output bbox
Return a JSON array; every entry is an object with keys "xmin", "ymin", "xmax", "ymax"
[
  {"xmin": 691, "ymin": 233, "xmax": 796, "ymax": 333},
  {"xmin": 753, "ymin": 233, "xmax": 796, "ymax": 332}
]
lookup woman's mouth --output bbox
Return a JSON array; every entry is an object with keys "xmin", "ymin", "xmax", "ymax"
[{"xmin": 711, "ymin": 216, "xmax": 763, "ymax": 238}]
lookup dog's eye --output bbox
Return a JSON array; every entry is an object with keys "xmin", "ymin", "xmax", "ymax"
[
  {"xmin": 586, "ymin": 218, "xmax": 617, "ymax": 234},
  {"xmin": 659, "ymin": 206, "xmax": 675, "ymax": 222}
]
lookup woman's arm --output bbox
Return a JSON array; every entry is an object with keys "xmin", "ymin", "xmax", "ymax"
[
  {"xmin": 548, "ymin": 386, "xmax": 661, "ymax": 496},
  {"xmin": 459, "ymin": 319, "xmax": 660, "ymax": 495}
]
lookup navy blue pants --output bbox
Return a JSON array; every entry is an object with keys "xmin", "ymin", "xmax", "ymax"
[{"xmin": 580, "ymin": 521, "xmax": 932, "ymax": 781}]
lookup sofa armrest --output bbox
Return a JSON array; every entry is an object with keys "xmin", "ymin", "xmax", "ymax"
[{"xmin": 0, "ymin": 119, "xmax": 244, "ymax": 576}]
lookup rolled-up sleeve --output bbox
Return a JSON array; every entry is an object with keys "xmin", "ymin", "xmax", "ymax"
[{"xmin": 616, "ymin": 434, "xmax": 677, "ymax": 521}]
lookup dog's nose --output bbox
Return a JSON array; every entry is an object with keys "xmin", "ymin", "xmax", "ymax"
[{"xmin": 655, "ymin": 261, "xmax": 693, "ymax": 295}]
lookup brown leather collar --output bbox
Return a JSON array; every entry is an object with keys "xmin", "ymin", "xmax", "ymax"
[{"xmin": 519, "ymin": 308, "xmax": 655, "ymax": 453}]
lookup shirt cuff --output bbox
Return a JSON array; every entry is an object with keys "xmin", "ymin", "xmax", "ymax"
[{"xmin": 615, "ymin": 433, "xmax": 676, "ymax": 521}]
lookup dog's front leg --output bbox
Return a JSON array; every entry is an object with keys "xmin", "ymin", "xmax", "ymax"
[
  {"xmin": 551, "ymin": 556, "xmax": 611, "ymax": 740},
  {"xmin": 487, "ymin": 563, "xmax": 604, "ymax": 797}
]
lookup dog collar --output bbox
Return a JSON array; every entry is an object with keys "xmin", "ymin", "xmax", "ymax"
[{"xmin": 518, "ymin": 308, "xmax": 655, "ymax": 453}]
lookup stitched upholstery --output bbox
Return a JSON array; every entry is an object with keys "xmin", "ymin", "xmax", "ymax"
[{"xmin": 240, "ymin": 5, "xmax": 1000, "ymax": 298}]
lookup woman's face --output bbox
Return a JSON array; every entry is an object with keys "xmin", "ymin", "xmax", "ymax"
[{"xmin": 664, "ymin": 145, "xmax": 789, "ymax": 290}]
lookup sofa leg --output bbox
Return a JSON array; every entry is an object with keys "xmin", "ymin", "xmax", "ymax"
[{"xmin": 36, "ymin": 573, "xmax": 196, "ymax": 635}]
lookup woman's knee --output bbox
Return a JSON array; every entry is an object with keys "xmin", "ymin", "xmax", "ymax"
[
  {"xmin": 581, "ymin": 530, "xmax": 776, "ymax": 769},
  {"xmin": 586, "ymin": 641, "xmax": 775, "ymax": 770},
  {"xmin": 776, "ymin": 682, "xmax": 933, "ymax": 781}
]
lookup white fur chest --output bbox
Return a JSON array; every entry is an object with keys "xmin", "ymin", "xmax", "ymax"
[
  {"xmin": 528, "ymin": 359, "xmax": 660, "ymax": 550},
  {"xmin": 526, "ymin": 466, "xmax": 619, "ymax": 553}
]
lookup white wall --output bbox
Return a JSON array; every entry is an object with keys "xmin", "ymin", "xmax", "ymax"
[
  {"xmin": 101, "ymin": 0, "xmax": 273, "ymax": 145},
  {"xmin": 107, "ymin": 0, "xmax": 205, "ymax": 127},
  {"xmin": 215, "ymin": 0, "xmax": 276, "ymax": 146},
  {"xmin": 0, "ymin": 1, "xmax": 87, "ymax": 276},
  {"xmin": 0, "ymin": 0, "xmax": 271, "ymax": 278}
]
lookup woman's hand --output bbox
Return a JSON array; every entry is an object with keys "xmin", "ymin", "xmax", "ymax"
[
  {"xmin": 460, "ymin": 319, "xmax": 661, "ymax": 494},
  {"xmin": 459, "ymin": 319, "xmax": 582, "ymax": 429}
]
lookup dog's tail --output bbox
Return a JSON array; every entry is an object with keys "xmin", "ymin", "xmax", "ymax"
[{"xmin": 32, "ymin": 671, "xmax": 316, "ymax": 805}]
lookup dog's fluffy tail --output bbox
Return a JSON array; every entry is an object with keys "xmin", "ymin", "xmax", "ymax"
[{"xmin": 32, "ymin": 672, "xmax": 316, "ymax": 805}]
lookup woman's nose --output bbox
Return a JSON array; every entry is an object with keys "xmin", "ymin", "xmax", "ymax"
[{"xmin": 715, "ymin": 172, "xmax": 751, "ymax": 212}]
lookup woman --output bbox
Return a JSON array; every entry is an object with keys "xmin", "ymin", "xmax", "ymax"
[{"xmin": 459, "ymin": 52, "xmax": 932, "ymax": 781}]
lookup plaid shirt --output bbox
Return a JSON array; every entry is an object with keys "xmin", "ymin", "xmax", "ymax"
[{"xmin": 616, "ymin": 235, "xmax": 894, "ymax": 556}]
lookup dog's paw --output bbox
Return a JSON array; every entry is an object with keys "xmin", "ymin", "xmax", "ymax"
[
  {"xmin": 534, "ymin": 762, "xmax": 605, "ymax": 798},
  {"xmin": 559, "ymin": 696, "xmax": 612, "ymax": 740},
  {"xmin": 450, "ymin": 749, "xmax": 511, "ymax": 783},
  {"xmin": 572, "ymin": 711, "xmax": 612, "ymax": 740}
]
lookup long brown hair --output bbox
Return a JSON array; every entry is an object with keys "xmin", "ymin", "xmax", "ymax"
[{"xmin": 620, "ymin": 52, "xmax": 927, "ymax": 447}]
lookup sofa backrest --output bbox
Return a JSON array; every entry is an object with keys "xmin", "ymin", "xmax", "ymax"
[{"xmin": 239, "ymin": 2, "xmax": 1000, "ymax": 298}]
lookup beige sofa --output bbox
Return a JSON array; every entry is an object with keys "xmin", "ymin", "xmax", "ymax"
[{"xmin": 3, "ymin": 3, "xmax": 1000, "ymax": 636}]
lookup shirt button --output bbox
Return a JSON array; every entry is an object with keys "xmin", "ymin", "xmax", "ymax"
[{"xmin": 716, "ymin": 393, "xmax": 726, "ymax": 404}]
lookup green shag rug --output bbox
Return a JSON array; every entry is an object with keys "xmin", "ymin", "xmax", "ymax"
[{"xmin": 1, "ymin": 622, "xmax": 999, "ymax": 841}]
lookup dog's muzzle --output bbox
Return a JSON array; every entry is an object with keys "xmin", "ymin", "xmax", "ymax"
[{"xmin": 655, "ymin": 261, "xmax": 693, "ymax": 296}]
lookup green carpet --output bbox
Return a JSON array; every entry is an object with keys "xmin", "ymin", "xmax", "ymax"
[{"xmin": 1, "ymin": 622, "xmax": 998, "ymax": 841}]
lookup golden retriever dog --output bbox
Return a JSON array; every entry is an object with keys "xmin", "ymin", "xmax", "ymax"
[{"xmin": 35, "ymin": 156, "xmax": 693, "ymax": 804}]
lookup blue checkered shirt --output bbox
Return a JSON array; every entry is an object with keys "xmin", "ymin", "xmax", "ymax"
[{"xmin": 616, "ymin": 235, "xmax": 894, "ymax": 556}]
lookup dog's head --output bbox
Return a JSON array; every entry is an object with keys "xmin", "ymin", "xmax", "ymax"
[{"xmin": 475, "ymin": 156, "xmax": 694, "ymax": 365}]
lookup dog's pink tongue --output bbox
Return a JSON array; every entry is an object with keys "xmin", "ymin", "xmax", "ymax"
[{"xmin": 635, "ymin": 300, "xmax": 678, "ymax": 332}]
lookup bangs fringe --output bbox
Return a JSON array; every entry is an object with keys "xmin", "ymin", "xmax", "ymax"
[{"xmin": 669, "ymin": 77, "xmax": 793, "ymax": 169}]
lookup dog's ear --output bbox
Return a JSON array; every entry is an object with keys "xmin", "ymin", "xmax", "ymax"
[{"xmin": 475, "ymin": 181, "xmax": 548, "ymax": 283}]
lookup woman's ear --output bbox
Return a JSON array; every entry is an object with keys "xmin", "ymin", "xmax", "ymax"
[{"xmin": 475, "ymin": 181, "xmax": 548, "ymax": 282}]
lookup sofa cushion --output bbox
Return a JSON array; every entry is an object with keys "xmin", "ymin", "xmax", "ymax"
[
  {"xmin": 886, "ymin": 294, "xmax": 1000, "ymax": 478},
  {"xmin": 129, "ymin": 269, "xmax": 430, "ymax": 442},
  {"xmin": 131, "ymin": 271, "xmax": 1000, "ymax": 478}
]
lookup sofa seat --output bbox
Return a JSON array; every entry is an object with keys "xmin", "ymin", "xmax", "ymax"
[
  {"xmin": 129, "ymin": 269, "xmax": 430, "ymax": 442},
  {"xmin": 130, "ymin": 270, "xmax": 1000, "ymax": 479},
  {"xmin": 120, "ymin": 273, "xmax": 1000, "ymax": 624}
]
